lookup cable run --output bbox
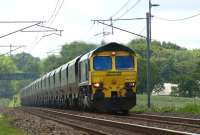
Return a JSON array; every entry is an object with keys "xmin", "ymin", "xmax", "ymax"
[
  {"xmin": 138, "ymin": 25, "xmax": 146, "ymax": 35},
  {"xmin": 49, "ymin": 0, "xmax": 65, "ymax": 25},
  {"xmin": 28, "ymin": 0, "xmax": 60, "ymax": 52},
  {"xmin": 111, "ymin": 0, "xmax": 131, "ymax": 18},
  {"xmin": 153, "ymin": 12, "xmax": 200, "ymax": 21},
  {"xmin": 96, "ymin": 20, "xmax": 146, "ymax": 38},
  {"xmin": 116, "ymin": 0, "xmax": 142, "ymax": 19},
  {"xmin": 29, "ymin": 0, "xmax": 65, "ymax": 52},
  {"xmin": 47, "ymin": 0, "xmax": 60, "ymax": 25}
]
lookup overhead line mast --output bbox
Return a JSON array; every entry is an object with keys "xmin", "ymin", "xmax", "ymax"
[{"xmin": 146, "ymin": 0, "xmax": 160, "ymax": 108}]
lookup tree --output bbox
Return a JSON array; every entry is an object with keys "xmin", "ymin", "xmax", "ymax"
[
  {"xmin": 0, "ymin": 56, "xmax": 17, "ymax": 98},
  {"xmin": 162, "ymin": 41, "xmax": 185, "ymax": 50},
  {"xmin": 193, "ymin": 61, "xmax": 200, "ymax": 81},
  {"xmin": 41, "ymin": 55, "xmax": 62, "ymax": 73},
  {"xmin": 159, "ymin": 56, "xmax": 178, "ymax": 82},
  {"xmin": 60, "ymin": 41, "xmax": 96, "ymax": 64},
  {"xmin": 13, "ymin": 52, "xmax": 41, "ymax": 73},
  {"xmin": 128, "ymin": 39, "xmax": 147, "ymax": 57},
  {"xmin": 12, "ymin": 53, "xmax": 41, "ymax": 93},
  {"xmin": 128, "ymin": 39, "xmax": 163, "ymax": 94},
  {"xmin": 177, "ymin": 76, "xmax": 200, "ymax": 97}
]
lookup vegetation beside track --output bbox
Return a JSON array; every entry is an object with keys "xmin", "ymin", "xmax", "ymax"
[
  {"xmin": 8, "ymin": 95, "xmax": 21, "ymax": 107},
  {"xmin": 131, "ymin": 95, "xmax": 200, "ymax": 114},
  {"xmin": 6, "ymin": 94, "xmax": 200, "ymax": 115},
  {"xmin": 0, "ymin": 115, "xmax": 25, "ymax": 135},
  {"xmin": 0, "ymin": 98, "xmax": 10, "ymax": 107}
]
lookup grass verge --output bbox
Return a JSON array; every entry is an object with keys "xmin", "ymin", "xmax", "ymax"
[
  {"xmin": 9, "ymin": 95, "xmax": 21, "ymax": 107},
  {"xmin": 0, "ymin": 115, "xmax": 25, "ymax": 135},
  {"xmin": 131, "ymin": 95, "xmax": 200, "ymax": 114},
  {"xmin": 0, "ymin": 98, "xmax": 10, "ymax": 107}
]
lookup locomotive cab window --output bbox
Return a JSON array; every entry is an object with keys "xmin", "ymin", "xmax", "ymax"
[
  {"xmin": 93, "ymin": 56, "xmax": 112, "ymax": 70},
  {"xmin": 116, "ymin": 56, "xmax": 134, "ymax": 70}
]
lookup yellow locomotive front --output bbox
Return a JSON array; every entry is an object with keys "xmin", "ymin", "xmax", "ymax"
[{"xmin": 89, "ymin": 43, "xmax": 137, "ymax": 113}]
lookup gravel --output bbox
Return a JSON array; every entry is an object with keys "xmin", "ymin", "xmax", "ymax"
[
  {"xmin": 46, "ymin": 108, "xmax": 200, "ymax": 134},
  {"xmin": 2, "ymin": 108, "xmax": 88, "ymax": 135},
  {"xmin": 2, "ymin": 107, "xmax": 200, "ymax": 135}
]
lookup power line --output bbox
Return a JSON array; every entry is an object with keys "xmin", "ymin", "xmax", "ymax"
[
  {"xmin": 138, "ymin": 25, "xmax": 146, "ymax": 35},
  {"xmin": 0, "ymin": 45, "xmax": 26, "ymax": 56},
  {"xmin": 95, "ymin": 20, "xmax": 146, "ymax": 38},
  {"xmin": 0, "ymin": 45, "xmax": 26, "ymax": 47},
  {"xmin": 111, "ymin": 0, "xmax": 131, "ymax": 18},
  {"xmin": 21, "ymin": 24, "xmax": 62, "ymax": 33},
  {"xmin": 30, "ymin": 0, "xmax": 64, "ymax": 49},
  {"xmin": 0, "ymin": 21, "xmax": 44, "ymax": 23},
  {"xmin": 49, "ymin": 0, "xmax": 65, "ymax": 25},
  {"xmin": 85, "ymin": 23, "xmax": 96, "ymax": 40},
  {"xmin": 47, "ymin": 0, "xmax": 60, "ymax": 24},
  {"xmin": 116, "ymin": 0, "xmax": 142, "ymax": 19},
  {"xmin": 92, "ymin": 17, "xmax": 146, "ymax": 22},
  {"xmin": 92, "ymin": 17, "xmax": 146, "ymax": 37},
  {"xmin": 0, "ymin": 22, "xmax": 42, "ymax": 39},
  {"xmin": 0, "ymin": 46, "xmax": 25, "ymax": 56},
  {"xmin": 153, "ymin": 12, "xmax": 200, "ymax": 21}
]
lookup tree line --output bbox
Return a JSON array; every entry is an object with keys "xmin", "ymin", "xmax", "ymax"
[{"xmin": 0, "ymin": 39, "xmax": 199, "ymax": 99}]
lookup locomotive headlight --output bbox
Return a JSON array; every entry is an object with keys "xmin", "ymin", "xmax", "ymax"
[
  {"xmin": 93, "ymin": 82, "xmax": 103, "ymax": 88},
  {"xmin": 94, "ymin": 83, "xmax": 100, "ymax": 87},
  {"xmin": 125, "ymin": 82, "xmax": 136, "ymax": 88}
]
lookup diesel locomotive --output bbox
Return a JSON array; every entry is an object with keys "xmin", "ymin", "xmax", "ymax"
[{"xmin": 20, "ymin": 42, "xmax": 138, "ymax": 113}]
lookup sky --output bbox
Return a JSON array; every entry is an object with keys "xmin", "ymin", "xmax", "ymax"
[{"xmin": 0, "ymin": 0, "xmax": 199, "ymax": 58}]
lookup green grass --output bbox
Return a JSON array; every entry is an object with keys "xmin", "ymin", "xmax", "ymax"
[
  {"xmin": 131, "ymin": 95, "xmax": 200, "ymax": 114},
  {"xmin": 0, "ymin": 115, "xmax": 25, "ymax": 135},
  {"xmin": 0, "ymin": 98, "xmax": 10, "ymax": 107},
  {"xmin": 1, "ymin": 95, "xmax": 21, "ymax": 108},
  {"xmin": 9, "ymin": 95, "xmax": 21, "ymax": 108}
]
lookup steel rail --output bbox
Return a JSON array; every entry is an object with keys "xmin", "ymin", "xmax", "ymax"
[
  {"xmin": 111, "ymin": 115, "xmax": 200, "ymax": 129},
  {"xmin": 20, "ymin": 108, "xmax": 111, "ymax": 135},
  {"xmin": 131, "ymin": 113, "xmax": 200, "ymax": 125},
  {"xmin": 38, "ymin": 108, "xmax": 200, "ymax": 128},
  {"xmin": 23, "ymin": 107, "xmax": 196, "ymax": 135}
]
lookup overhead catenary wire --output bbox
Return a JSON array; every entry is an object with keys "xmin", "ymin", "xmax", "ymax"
[
  {"xmin": 116, "ymin": 0, "xmax": 142, "ymax": 19},
  {"xmin": 96, "ymin": 21, "xmax": 146, "ymax": 38},
  {"xmin": 92, "ymin": 17, "xmax": 146, "ymax": 22},
  {"xmin": 0, "ymin": 21, "xmax": 44, "ymax": 23},
  {"xmin": 0, "ymin": 46, "xmax": 25, "ymax": 56},
  {"xmin": 153, "ymin": 12, "xmax": 200, "ymax": 21},
  {"xmin": 47, "ymin": 0, "xmax": 60, "ymax": 25},
  {"xmin": 48, "ymin": 0, "xmax": 65, "ymax": 25},
  {"xmin": 30, "ymin": 0, "xmax": 60, "ymax": 48},
  {"xmin": 93, "ymin": 0, "xmax": 143, "ymax": 44},
  {"xmin": 138, "ymin": 25, "xmax": 146, "ymax": 35},
  {"xmin": 0, "ymin": 22, "xmax": 42, "ymax": 39},
  {"xmin": 29, "ymin": 0, "xmax": 65, "ymax": 53},
  {"xmin": 111, "ymin": 0, "xmax": 131, "ymax": 18}
]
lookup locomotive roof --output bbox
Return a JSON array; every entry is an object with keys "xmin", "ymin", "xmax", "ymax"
[
  {"xmin": 79, "ymin": 42, "xmax": 136, "ymax": 62},
  {"xmin": 93, "ymin": 42, "xmax": 135, "ymax": 54}
]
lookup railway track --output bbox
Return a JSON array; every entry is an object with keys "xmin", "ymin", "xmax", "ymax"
[
  {"xmin": 20, "ymin": 107, "xmax": 197, "ymax": 135},
  {"xmin": 29, "ymin": 107, "xmax": 200, "ymax": 132},
  {"xmin": 128, "ymin": 113, "xmax": 200, "ymax": 128}
]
